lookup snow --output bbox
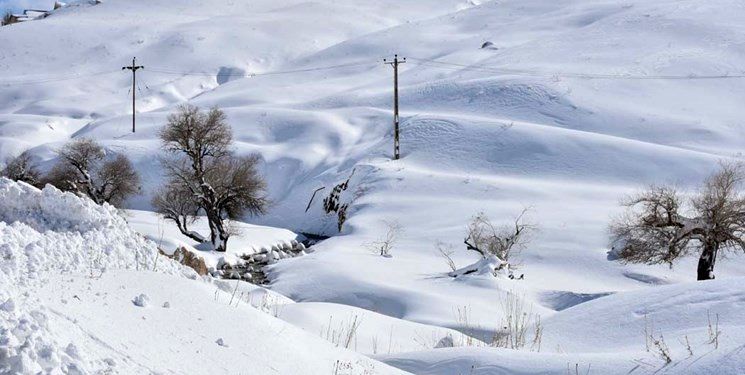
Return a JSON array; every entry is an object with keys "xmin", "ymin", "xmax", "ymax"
[
  {"xmin": 378, "ymin": 277, "xmax": 745, "ymax": 374},
  {"xmin": 3, "ymin": 0, "xmax": 745, "ymax": 373},
  {"xmin": 31, "ymin": 271, "xmax": 404, "ymax": 374},
  {"xmin": 0, "ymin": 179, "xmax": 403, "ymax": 374},
  {"xmin": 125, "ymin": 209, "xmax": 300, "ymax": 269}
]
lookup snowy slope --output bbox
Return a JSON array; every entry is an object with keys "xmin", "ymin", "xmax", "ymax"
[
  {"xmin": 379, "ymin": 278, "xmax": 745, "ymax": 374},
  {"xmin": 0, "ymin": 178, "xmax": 405, "ymax": 374},
  {"xmin": 3, "ymin": 0, "xmax": 745, "ymax": 374}
]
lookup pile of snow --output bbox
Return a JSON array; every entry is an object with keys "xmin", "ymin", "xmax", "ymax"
[
  {"xmin": 0, "ymin": 178, "xmax": 187, "ymax": 299},
  {"xmin": 0, "ymin": 178, "xmax": 188, "ymax": 374}
]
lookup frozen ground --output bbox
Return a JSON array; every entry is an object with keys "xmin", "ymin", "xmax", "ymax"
[{"xmin": 2, "ymin": 0, "xmax": 745, "ymax": 374}]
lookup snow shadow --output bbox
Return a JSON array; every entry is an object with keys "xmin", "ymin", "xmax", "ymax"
[{"xmin": 539, "ymin": 290, "xmax": 613, "ymax": 311}]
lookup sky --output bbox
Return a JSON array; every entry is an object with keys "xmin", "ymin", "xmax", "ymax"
[{"xmin": 0, "ymin": 0, "xmax": 54, "ymax": 13}]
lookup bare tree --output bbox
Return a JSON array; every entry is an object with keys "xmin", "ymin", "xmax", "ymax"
[
  {"xmin": 155, "ymin": 104, "xmax": 268, "ymax": 252},
  {"xmin": 152, "ymin": 182, "xmax": 204, "ymax": 242},
  {"xmin": 2, "ymin": 150, "xmax": 42, "ymax": 187},
  {"xmin": 464, "ymin": 209, "xmax": 533, "ymax": 264},
  {"xmin": 365, "ymin": 219, "xmax": 403, "ymax": 257},
  {"xmin": 610, "ymin": 162, "xmax": 745, "ymax": 280},
  {"xmin": 2, "ymin": 12, "xmax": 13, "ymax": 26},
  {"xmin": 45, "ymin": 138, "xmax": 140, "ymax": 206}
]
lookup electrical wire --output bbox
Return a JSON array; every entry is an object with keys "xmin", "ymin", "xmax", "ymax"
[
  {"xmin": 2, "ymin": 57, "xmax": 743, "ymax": 86},
  {"xmin": 146, "ymin": 61, "xmax": 376, "ymax": 78},
  {"xmin": 0, "ymin": 70, "xmax": 119, "ymax": 86},
  {"xmin": 407, "ymin": 57, "xmax": 745, "ymax": 80}
]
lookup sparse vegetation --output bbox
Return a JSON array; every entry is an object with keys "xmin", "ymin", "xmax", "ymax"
[
  {"xmin": 436, "ymin": 241, "xmax": 457, "ymax": 272},
  {"xmin": 492, "ymin": 291, "xmax": 542, "ymax": 351},
  {"xmin": 450, "ymin": 210, "xmax": 535, "ymax": 278},
  {"xmin": 707, "ymin": 310, "xmax": 721, "ymax": 349},
  {"xmin": 323, "ymin": 169, "xmax": 355, "ymax": 232},
  {"xmin": 651, "ymin": 333, "xmax": 672, "ymax": 364},
  {"xmin": 321, "ymin": 315, "xmax": 362, "ymax": 350},
  {"xmin": 465, "ymin": 209, "xmax": 534, "ymax": 265},
  {"xmin": 365, "ymin": 219, "xmax": 403, "ymax": 257}
]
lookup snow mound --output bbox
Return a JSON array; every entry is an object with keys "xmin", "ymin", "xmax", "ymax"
[
  {"xmin": 0, "ymin": 178, "xmax": 187, "ymax": 296},
  {"xmin": 0, "ymin": 178, "xmax": 114, "ymax": 233},
  {"xmin": 0, "ymin": 178, "xmax": 188, "ymax": 374}
]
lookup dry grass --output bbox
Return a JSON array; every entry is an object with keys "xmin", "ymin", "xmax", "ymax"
[
  {"xmin": 493, "ymin": 292, "xmax": 542, "ymax": 351},
  {"xmin": 321, "ymin": 314, "xmax": 362, "ymax": 350}
]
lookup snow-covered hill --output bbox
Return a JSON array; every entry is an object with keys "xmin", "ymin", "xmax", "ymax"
[
  {"xmin": 2, "ymin": 0, "xmax": 745, "ymax": 374},
  {"xmin": 0, "ymin": 179, "xmax": 404, "ymax": 374}
]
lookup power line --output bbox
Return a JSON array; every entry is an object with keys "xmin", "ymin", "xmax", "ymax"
[
  {"xmin": 2, "ymin": 56, "xmax": 742, "ymax": 87},
  {"xmin": 146, "ymin": 61, "xmax": 376, "ymax": 78},
  {"xmin": 0, "ymin": 70, "xmax": 118, "ymax": 86},
  {"xmin": 407, "ymin": 57, "xmax": 745, "ymax": 80}
]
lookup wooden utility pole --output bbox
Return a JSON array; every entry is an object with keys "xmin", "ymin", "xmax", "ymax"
[
  {"xmin": 384, "ymin": 54, "xmax": 405, "ymax": 160},
  {"xmin": 122, "ymin": 57, "xmax": 144, "ymax": 133}
]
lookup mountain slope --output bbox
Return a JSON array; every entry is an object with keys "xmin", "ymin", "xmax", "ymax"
[{"xmin": 2, "ymin": 1, "xmax": 745, "ymax": 374}]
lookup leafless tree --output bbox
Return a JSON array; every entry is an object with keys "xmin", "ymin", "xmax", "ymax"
[
  {"xmin": 2, "ymin": 150, "xmax": 42, "ymax": 187},
  {"xmin": 365, "ymin": 219, "xmax": 403, "ymax": 257},
  {"xmin": 45, "ymin": 138, "xmax": 140, "ymax": 206},
  {"xmin": 2, "ymin": 12, "xmax": 13, "ymax": 26},
  {"xmin": 155, "ymin": 104, "xmax": 268, "ymax": 252},
  {"xmin": 464, "ymin": 209, "xmax": 533, "ymax": 264},
  {"xmin": 152, "ymin": 181, "xmax": 204, "ymax": 242},
  {"xmin": 610, "ymin": 162, "xmax": 745, "ymax": 280}
]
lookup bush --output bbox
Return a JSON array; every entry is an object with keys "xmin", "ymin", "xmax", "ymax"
[
  {"xmin": 1, "ymin": 150, "xmax": 42, "ymax": 187},
  {"xmin": 44, "ymin": 138, "xmax": 140, "ymax": 206}
]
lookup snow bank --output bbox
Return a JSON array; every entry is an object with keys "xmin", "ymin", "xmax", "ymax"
[
  {"xmin": 0, "ymin": 178, "xmax": 117, "ymax": 233},
  {"xmin": 0, "ymin": 178, "xmax": 187, "ymax": 300},
  {"xmin": 0, "ymin": 178, "xmax": 188, "ymax": 374}
]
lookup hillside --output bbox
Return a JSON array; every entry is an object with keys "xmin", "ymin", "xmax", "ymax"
[{"xmin": 2, "ymin": 0, "xmax": 745, "ymax": 374}]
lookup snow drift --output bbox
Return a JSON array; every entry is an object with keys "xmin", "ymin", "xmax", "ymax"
[
  {"xmin": 0, "ymin": 178, "xmax": 404, "ymax": 374},
  {"xmin": 0, "ymin": 178, "xmax": 186, "ymax": 374}
]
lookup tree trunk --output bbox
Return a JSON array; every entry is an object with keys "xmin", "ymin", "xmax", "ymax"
[
  {"xmin": 697, "ymin": 242, "xmax": 718, "ymax": 281},
  {"xmin": 207, "ymin": 210, "xmax": 229, "ymax": 252}
]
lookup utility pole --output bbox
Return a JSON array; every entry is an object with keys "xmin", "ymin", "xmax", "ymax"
[
  {"xmin": 384, "ymin": 54, "xmax": 405, "ymax": 160},
  {"xmin": 122, "ymin": 57, "xmax": 144, "ymax": 133}
]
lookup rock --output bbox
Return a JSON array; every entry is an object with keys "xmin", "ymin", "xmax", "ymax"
[
  {"xmin": 162, "ymin": 247, "xmax": 209, "ymax": 276},
  {"xmin": 435, "ymin": 335, "xmax": 455, "ymax": 348},
  {"xmin": 216, "ymin": 338, "xmax": 228, "ymax": 347},
  {"xmin": 132, "ymin": 294, "xmax": 150, "ymax": 307},
  {"xmin": 162, "ymin": 302, "xmax": 170, "ymax": 308}
]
